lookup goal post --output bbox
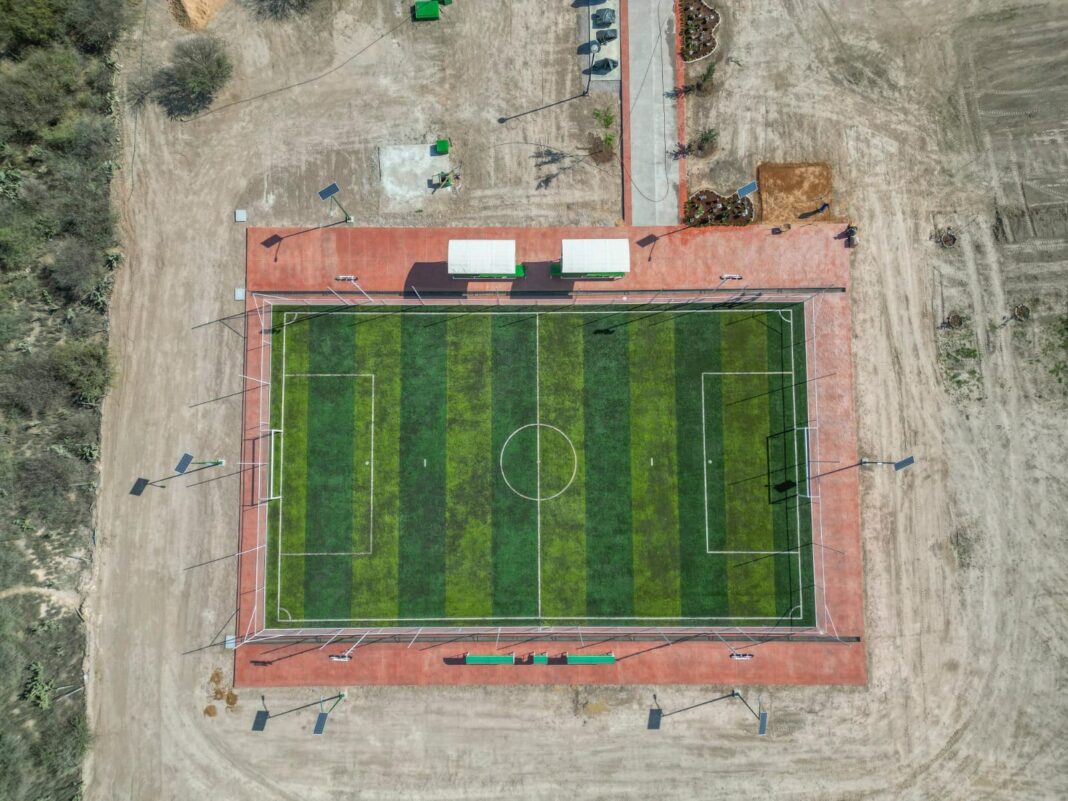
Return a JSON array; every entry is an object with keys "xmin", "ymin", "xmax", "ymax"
[{"xmin": 265, "ymin": 428, "xmax": 283, "ymax": 502}]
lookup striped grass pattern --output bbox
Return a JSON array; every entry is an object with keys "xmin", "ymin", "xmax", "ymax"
[{"xmin": 265, "ymin": 305, "xmax": 814, "ymax": 628}]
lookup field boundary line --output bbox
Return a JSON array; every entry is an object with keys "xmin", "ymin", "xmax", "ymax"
[{"xmin": 535, "ymin": 313, "xmax": 542, "ymax": 619}]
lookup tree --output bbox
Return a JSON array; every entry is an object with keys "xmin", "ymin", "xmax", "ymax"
[{"xmin": 153, "ymin": 36, "xmax": 233, "ymax": 118}]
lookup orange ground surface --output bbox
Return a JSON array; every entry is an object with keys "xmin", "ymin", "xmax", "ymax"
[{"xmin": 234, "ymin": 220, "xmax": 864, "ymax": 687}]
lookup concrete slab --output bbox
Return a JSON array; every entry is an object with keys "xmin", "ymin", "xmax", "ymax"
[
  {"xmin": 626, "ymin": 0, "xmax": 680, "ymax": 225},
  {"xmin": 377, "ymin": 144, "xmax": 453, "ymax": 211},
  {"xmin": 585, "ymin": 0, "xmax": 621, "ymax": 83}
]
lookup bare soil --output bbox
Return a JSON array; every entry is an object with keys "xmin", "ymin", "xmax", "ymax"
[
  {"xmin": 85, "ymin": 1, "xmax": 1068, "ymax": 800},
  {"xmin": 757, "ymin": 161, "xmax": 836, "ymax": 223}
]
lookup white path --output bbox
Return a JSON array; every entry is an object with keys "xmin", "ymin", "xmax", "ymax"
[{"xmin": 627, "ymin": 0, "xmax": 681, "ymax": 225}]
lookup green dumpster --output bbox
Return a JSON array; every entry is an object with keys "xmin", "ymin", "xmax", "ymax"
[
  {"xmin": 414, "ymin": 1, "xmax": 440, "ymax": 21},
  {"xmin": 435, "ymin": 138, "xmax": 450, "ymax": 155}
]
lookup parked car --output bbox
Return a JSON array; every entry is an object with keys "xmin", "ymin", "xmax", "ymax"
[
  {"xmin": 592, "ymin": 57, "xmax": 619, "ymax": 74},
  {"xmin": 596, "ymin": 28, "xmax": 618, "ymax": 45},
  {"xmin": 592, "ymin": 8, "xmax": 616, "ymax": 27}
]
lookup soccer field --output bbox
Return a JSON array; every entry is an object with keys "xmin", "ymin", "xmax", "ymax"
[{"xmin": 263, "ymin": 303, "xmax": 815, "ymax": 629}]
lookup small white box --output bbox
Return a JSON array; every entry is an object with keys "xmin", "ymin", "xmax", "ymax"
[
  {"xmin": 234, "ymin": 287, "xmax": 246, "ymax": 301},
  {"xmin": 234, "ymin": 209, "xmax": 248, "ymax": 223}
]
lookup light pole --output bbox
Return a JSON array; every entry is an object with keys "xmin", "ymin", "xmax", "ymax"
[
  {"xmin": 716, "ymin": 274, "xmax": 743, "ymax": 290},
  {"xmin": 808, "ymin": 455, "xmax": 916, "ymax": 482},
  {"xmin": 318, "ymin": 182, "xmax": 353, "ymax": 223}
]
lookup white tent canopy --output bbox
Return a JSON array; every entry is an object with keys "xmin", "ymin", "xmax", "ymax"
[
  {"xmin": 560, "ymin": 238, "xmax": 631, "ymax": 275},
  {"xmin": 447, "ymin": 239, "xmax": 517, "ymax": 276}
]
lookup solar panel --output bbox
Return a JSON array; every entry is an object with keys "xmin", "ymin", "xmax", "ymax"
[
  {"xmin": 647, "ymin": 709, "xmax": 662, "ymax": 729},
  {"xmin": 318, "ymin": 182, "xmax": 340, "ymax": 201},
  {"xmin": 313, "ymin": 712, "xmax": 328, "ymax": 735},
  {"xmin": 175, "ymin": 453, "xmax": 194, "ymax": 474},
  {"xmin": 252, "ymin": 710, "xmax": 269, "ymax": 732},
  {"xmin": 737, "ymin": 180, "xmax": 758, "ymax": 198},
  {"xmin": 130, "ymin": 478, "xmax": 149, "ymax": 496},
  {"xmin": 894, "ymin": 456, "xmax": 915, "ymax": 471},
  {"xmin": 758, "ymin": 711, "xmax": 768, "ymax": 736}
]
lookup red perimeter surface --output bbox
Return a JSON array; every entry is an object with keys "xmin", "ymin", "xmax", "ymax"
[{"xmin": 234, "ymin": 221, "xmax": 865, "ymax": 687}]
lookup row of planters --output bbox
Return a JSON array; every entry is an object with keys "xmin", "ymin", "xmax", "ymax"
[
  {"xmin": 685, "ymin": 191, "xmax": 754, "ymax": 226},
  {"xmin": 680, "ymin": 0, "xmax": 720, "ymax": 62}
]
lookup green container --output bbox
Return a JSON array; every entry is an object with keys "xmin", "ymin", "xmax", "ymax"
[
  {"xmin": 465, "ymin": 653, "xmax": 515, "ymax": 665},
  {"xmin": 435, "ymin": 138, "xmax": 450, "ymax": 154},
  {"xmin": 565, "ymin": 653, "xmax": 616, "ymax": 665},
  {"xmin": 414, "ymin": 1, "xmax": 440, "ymax": 21},
  {"xmin": 533, "ymin": 653, "xmax": 550, "ymax": 665}
]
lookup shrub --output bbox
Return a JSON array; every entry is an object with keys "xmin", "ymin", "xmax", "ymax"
[
  {"xmin": 22, "ymin": 661, "xmax": 56, "ymax": 710},
  {"xmin": 0, "ymin": 45, "xmax": 83, "ymax": 141},
  {"xmin": 0, "ymin": 298, "xmax": 30, "ymax": 348},
  {"xmin": 52, "ymin": 339, "xmax": 110, "ymax": 405},
  {"xmin": 0, "ymin": 204, "xmax": 45, "ymax": 272},
  {"xmin": 153, "ymin": 36, "xmax": 233, "ymax": 118},
  {"xmin": 47, "ymin": 237, "xmax": 106, "ymax": 301},
  {"xmin": 15, "ymin": 450, "xmax": 90, "ymax": 526},
  {"xmin": 2, "ymin": 354, "xmax": 69, "ymax": 416},
  {"xmin": 0, "ymin": 0, "xmax": 63, "ymax": 56},
  {"xmin": 248, "ymin": 0, "xmax": 315, "ymax": 20},
  {"xmin": 592, "ymin": 106, "xmax": 615, "ymax": 129},
  {"xmin": 64, "ymin": 0, "xmax": 128, "ymax": 53}
]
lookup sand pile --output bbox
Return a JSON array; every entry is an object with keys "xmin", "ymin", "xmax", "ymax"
[{"xmin": 169, "ymin": 0, "xmax": 228, "ymax": 30}]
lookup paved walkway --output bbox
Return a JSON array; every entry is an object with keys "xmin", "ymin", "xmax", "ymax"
[{"xmin": 626, "ymin": 0, "xmax": 681, "ymax": 225}]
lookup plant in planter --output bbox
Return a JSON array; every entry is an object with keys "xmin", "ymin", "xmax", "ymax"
[
  {"xmin": 685, "ymin": 189, "xmax": 753, "ymax": 226},
  {"xmin": 693, "ymin": 127, "xmax": 718, "ymax": 156},
  {"xmin": 695, "ymin": 61, "xmax": 716, "ymax": 95},
  {"xmin": 679, "ymin": 0, "xmax": 721, "ymax": 63},
  {"xmin": 588, "ymin": 106, "xmax": 617, "ymax": 163}
]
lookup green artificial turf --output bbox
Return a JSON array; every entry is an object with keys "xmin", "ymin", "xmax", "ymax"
[{"xmin": 264, "ymin": 304, "xmax": 814, "ymax": 628}]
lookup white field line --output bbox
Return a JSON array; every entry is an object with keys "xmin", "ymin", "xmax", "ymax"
[
  {"xmin": 275, "ymin": 311, "xmax": 289, "ymax": 622},
  {"xmin": 535, "ymin": 313, "xmax": 542, "ymax": 619},
  {"xmin": 269, "ymin": 304, "xmax": 814, "ymax": 627},
  {"xmin": 787, "ymin": 309, "xmax": 805, "ymax": 622},
  {"xmin": 277, "ymin": 613, "xmax": 797, "ymax": 623}
]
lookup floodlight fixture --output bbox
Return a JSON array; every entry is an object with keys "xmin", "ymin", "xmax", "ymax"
[{"xmin": 318, "ymin": 182, "xmax": 353, "ymax": 223}]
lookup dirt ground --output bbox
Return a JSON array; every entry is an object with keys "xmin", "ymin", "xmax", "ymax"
[
  {"xmin": 85, "ymin": 1, "xmax": 1068, "ymax": 799},
  {"xmin": 756, "ymin": 161, "xmax": 836, "ymax": 223}
]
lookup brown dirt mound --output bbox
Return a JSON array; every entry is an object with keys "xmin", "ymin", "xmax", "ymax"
[
  {"xmin": 225, "ymin": 690, "xmax": 238, "ymax": 708},
  {"xmin": 209, "ymin": 668, "xmax": 223, "ymax": 686},
  {"xmin": 202, "ymin": 704, "xmax": 217, "ymax": 717},
  {"xmin": 756, "ymin": 162, "xmax": 841, "ymax": 224},
  {"xmin": 169, "ymin": 0, "xmax": 227, "ymax": 30}
]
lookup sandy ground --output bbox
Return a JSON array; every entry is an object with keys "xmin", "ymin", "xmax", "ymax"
[{"xmin": 85, "ymin": 1, "xmax": 1068, "ymax": 799}]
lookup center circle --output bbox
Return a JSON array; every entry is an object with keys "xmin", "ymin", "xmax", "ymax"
[{"xmin": 500, "ymin": 423, "xmax": 578, "ymax": 502}]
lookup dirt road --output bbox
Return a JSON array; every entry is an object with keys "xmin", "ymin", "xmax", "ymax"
[{"xmin": 86, "ymin": 1, "xmax": 1068, "ymax": 799}]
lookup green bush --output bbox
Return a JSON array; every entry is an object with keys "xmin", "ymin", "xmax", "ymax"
[
  {"xmin": 47, "ymin": 237, "xmax": 106, "ymax": 301},
  {"xmin": 22, "ymin": 662, "xmax": 56, "ymax": 710},
  {"xmin": 248, "ymin": 0, "xmax": 315, "ymax": 20},
  {"xmin": 0, "ymin": 45, "xmax": 83, "ymax": 141},
  {"xmin": 52, "ymin": 338, "xmax": 109, "ymax": 405},
  {"xmin": 0, "ymin": 204, "xmax": 45, "ymax": 271},
  {"xmin": 2, "ymin": 355, "xmax": 70, "ymax": 416},
  {"xmin": 0, "ymin": 298, "xmax": 30, "ymax": 348},
  {"xmin": 0, "ymin": 0, "xmax": 63, "ymax": 56},
  {"xmin": 153, "ymin": 36, "xmax": 233, "ymax": 118},
  {"xmin": 14, "ymin": 450, "xmax": 90, "ymax": 526},
  {"xmin": 64, "ymin": 0, "xmax": 128, "ymax": 53}
]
